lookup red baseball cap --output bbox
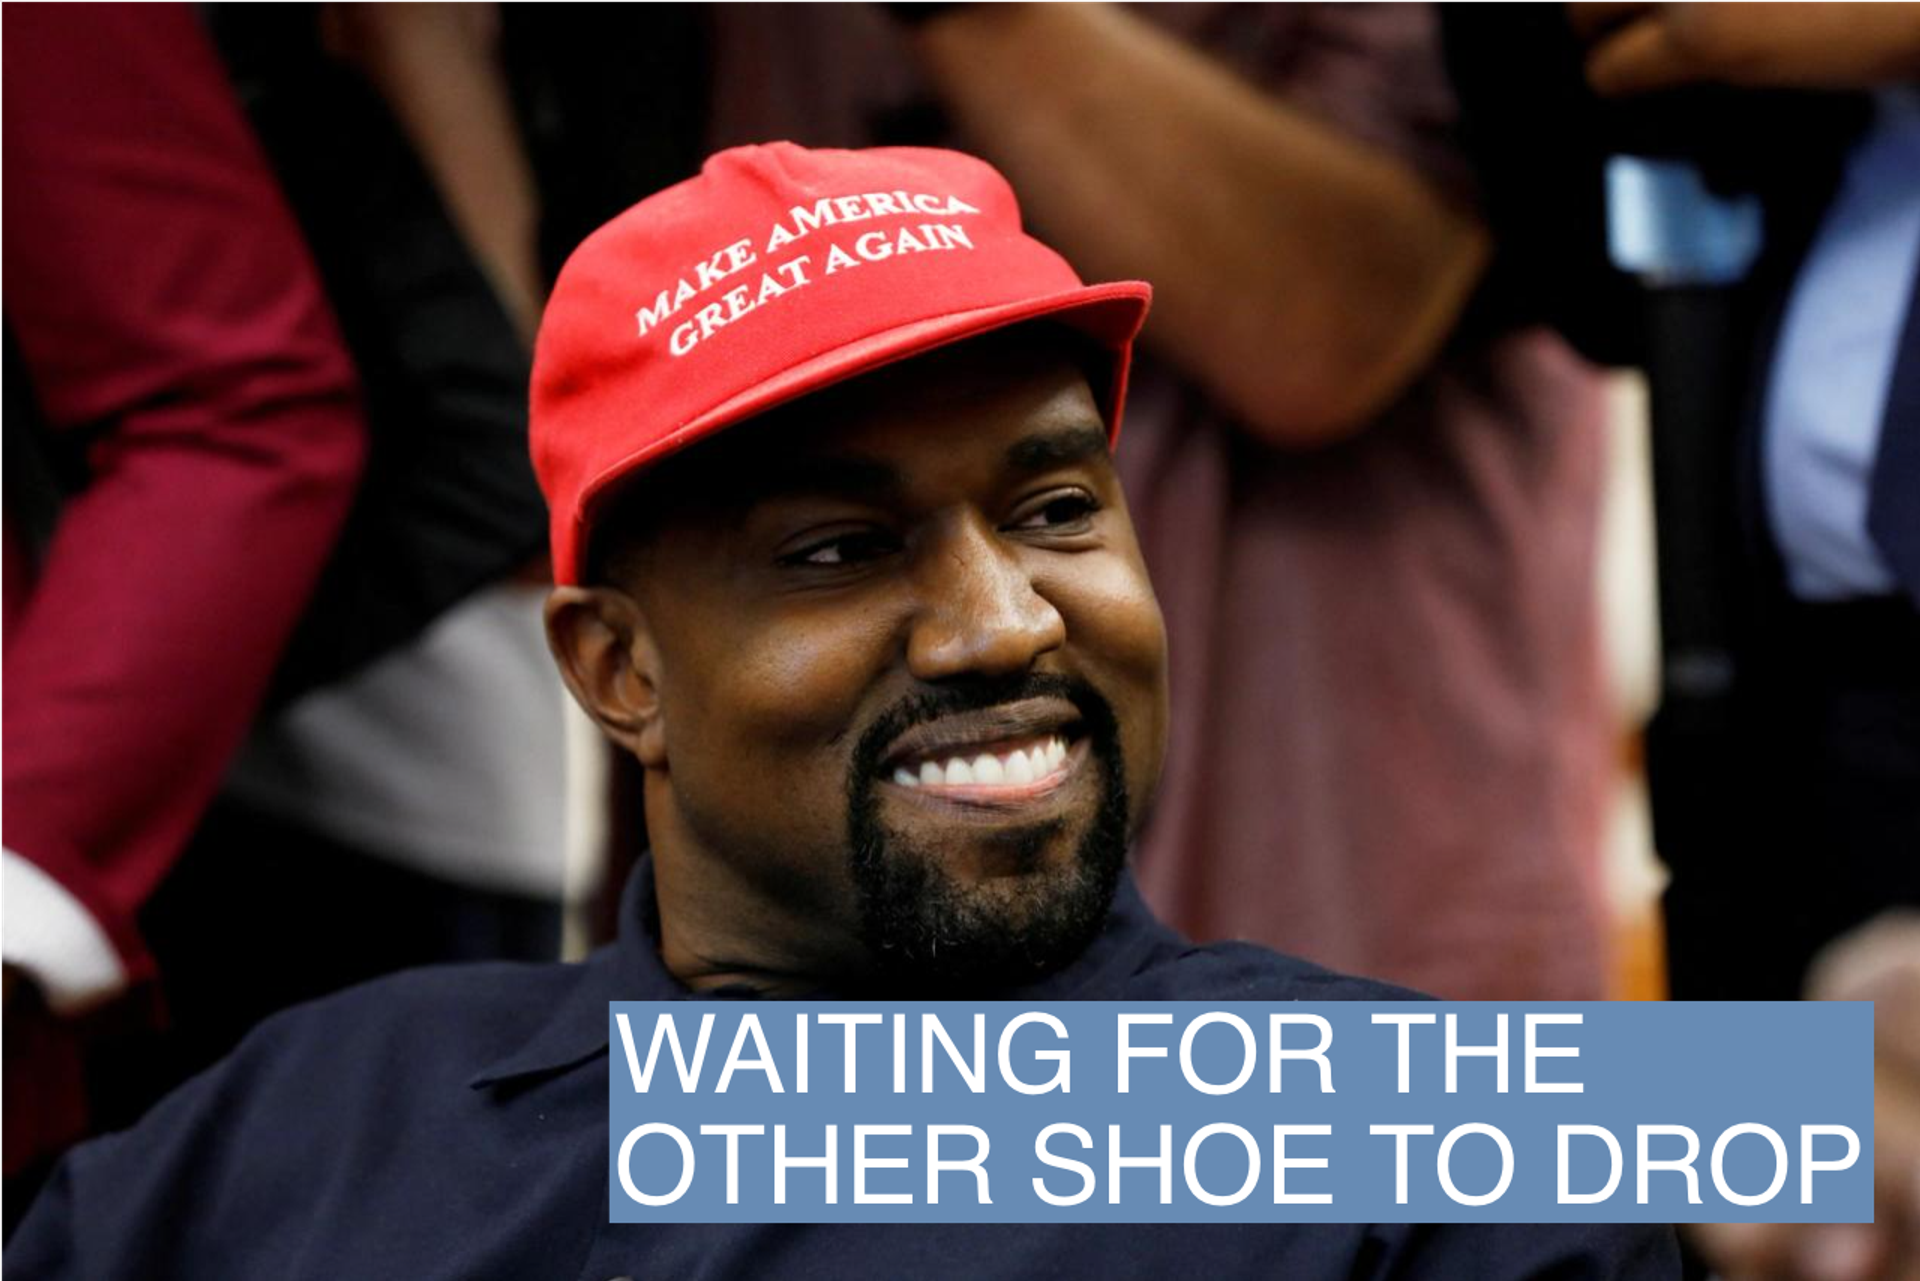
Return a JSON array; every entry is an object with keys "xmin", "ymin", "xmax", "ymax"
[{"xmin": 530, "ymin": 141, "xmax": 1152, "ymax": 584}]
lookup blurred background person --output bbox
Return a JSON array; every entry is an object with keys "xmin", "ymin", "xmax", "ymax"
[
  {"xmin": 1581, "ymin": 0, "xmax": 1920, "ymax": 1000},
  {"xmin": 1445, "ymin": 1, "xmax": 1920, "ymax": 1001},
  {"xmin": 2, "ymin": 2, "xmax": 366, "ymax": 1211},
  {"xmin": 1445, "ymin": 3, "xmax": 1920, "ymax": 1271},
  {"xmin": 148, "ymin": 2, "xmax": 570, "ymax": 1082},
  {"xmin": 5, "ymin": 3, "xmax": 687, "ymax": 1206}
]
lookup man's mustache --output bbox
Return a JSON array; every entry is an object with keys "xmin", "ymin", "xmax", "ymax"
[{"xmin": 848, "ymin": 673, "xmax": 1120, "ymax": 788}]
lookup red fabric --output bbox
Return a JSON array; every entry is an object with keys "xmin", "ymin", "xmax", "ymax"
[
  {"xmin": 2, "ymin": 4, "xmax": 366, "ymax": 1172},
  {"xmin": 529, "ymin": 142, "xmax": 1149, "ymax": 583}
]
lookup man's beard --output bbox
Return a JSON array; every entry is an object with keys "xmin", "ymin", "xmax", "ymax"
[{"xmin": 844, "ymin": 673, "xmax": 1131, "ymax": 995}]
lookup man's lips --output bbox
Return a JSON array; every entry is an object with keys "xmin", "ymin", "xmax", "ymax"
[
  {"xmin": 879, "ymin": 695, "xmax": 1090, "ymax": 775},
  {"xmin": 877, "ymin": 696, "xmax": 1086, "ymax": 805},
  {"xmin": 883, "ymin": 734, "xmax": 1087, "ymax": 808},
  {"xmin": 893, "ymin": 730, "xmax": 1072, "ymax": 785}
]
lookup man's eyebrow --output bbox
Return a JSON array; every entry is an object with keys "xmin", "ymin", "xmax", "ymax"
[{"xmin": 1005, "ymin": 424, "xmax": 1110, "ymax": 473}]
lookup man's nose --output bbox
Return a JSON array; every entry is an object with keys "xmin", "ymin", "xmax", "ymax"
[{"xmin": 906, "ymin": 516, "xmax": 1066, "ymax": 681}]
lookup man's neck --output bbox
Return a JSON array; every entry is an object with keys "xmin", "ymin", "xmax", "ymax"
[
  {"xmin": 647, "ymin": 849, "xmax": 869, "ymax": 997},
  {"xmin": 662, "ymin": 940, "xmax": 832, "ymax": 998}
]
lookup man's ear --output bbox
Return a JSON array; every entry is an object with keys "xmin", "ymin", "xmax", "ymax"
[{"xmin": 544, "ymin": 586, "xmax": 668, "ymax": 768}]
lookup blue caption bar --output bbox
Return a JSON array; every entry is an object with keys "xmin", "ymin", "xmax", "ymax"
[{"xmin": 607, "ymin": 1002, "xmax": 1871, "ymax": 1224}]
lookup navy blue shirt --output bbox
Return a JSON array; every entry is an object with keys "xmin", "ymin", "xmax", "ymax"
[{"xmin": 12, "ymin": 866, "xmax": 1679, "ymax": 1279}]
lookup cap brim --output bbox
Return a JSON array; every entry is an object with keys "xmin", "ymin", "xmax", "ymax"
[{"xmin": 573, "ymin": 280, "xmax": 1152, "ymax": 557}]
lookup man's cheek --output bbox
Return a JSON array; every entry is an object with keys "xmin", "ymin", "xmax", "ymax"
[
  {"xmin": 1110, "ymin": 577, "xmax": 1169, "ymax": 681},
  {"xmin": 1065, "ymin": 568, "xmax": 1168, "ymax": 700},
  {"xmin": 1101, "ymin": 594, "xmax": 1170, "ymax": 819},
  {"xmin": 1051, "ymin": 555, "xmax": 1166, "ymax": 661},
  {"xmin": 716, "ymin": 628, "xmax": 885, "ymax": 740}
]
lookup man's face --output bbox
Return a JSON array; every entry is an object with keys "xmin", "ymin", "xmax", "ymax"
[{"xmin": 602, "ymin": 333, "xmax": 1168, "ymax": 991}]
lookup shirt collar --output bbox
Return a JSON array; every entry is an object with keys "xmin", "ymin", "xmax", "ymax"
[
  {"xmin": 467, "ymin": 856, "xmax": 680, "ymax": 1089},
  {"xmin": 469, "ymin": 853, "xmax": 1176, "ymax": 1089}
]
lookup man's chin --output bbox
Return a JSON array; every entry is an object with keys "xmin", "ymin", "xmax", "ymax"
[
  {"xmin": 844, "ymin": 692, "xmax": 1133, "ymax": 992},
  {"xmin": 847, "ymin": 824, "xmax": 1125, "ymax": 994}
]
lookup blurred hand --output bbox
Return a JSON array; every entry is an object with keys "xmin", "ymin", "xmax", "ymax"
[
  {"xmin": 1569, "ymin": 2, "xmax": 1920, "ymax": 96},
  {"xmin": 1689, "ymin": 913, "xmax": 1920, "ymax": 1281}
]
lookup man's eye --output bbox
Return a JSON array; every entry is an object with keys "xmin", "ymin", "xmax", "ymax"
[
  {"xmin": 1009, "ymin": 491, "xmax": 1101, "ymax": 533},
  {"xmin": 778, "ymin": 530, "xmax": 899, "ymax": 567}
]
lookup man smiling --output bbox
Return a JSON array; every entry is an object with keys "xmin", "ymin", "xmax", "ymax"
[
  {"xmin": 533, "ymin": 143, "xmax": 1170, "ymax": 1008},
  {"xmin": 553, "ymin": 329, "xmax": 1160, "ymax": 998},
  {"xmin": 10, "ymin": 144, "xmax": 1676, "ymax": 1278}
]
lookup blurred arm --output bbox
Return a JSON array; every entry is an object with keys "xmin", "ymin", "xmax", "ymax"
[
  {"xmin": 912, "ymin": 2, "xmax": 1490, "ymax": 448},
  {"xmin": 2, "ymin": 5, "xmax": 366, "ymax": 1015},
  {"xmin": 1573, "ymin": 2, "xmax": 1920, "ymax": 97},
  {"xmin": 320, "ymin": 2, "xmax": 551, "ymax": 587},
  {"xmin": 323, "ymin": 2, "xmax": 545, "ymax": 344}
]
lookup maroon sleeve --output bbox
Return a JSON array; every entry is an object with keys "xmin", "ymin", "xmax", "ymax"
[{"xmin": 2, "ymin": 5, "xmax": 366, "ymax": 990}]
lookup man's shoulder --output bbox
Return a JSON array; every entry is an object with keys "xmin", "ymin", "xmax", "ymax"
[
  {"xmin": 15, "ymin": 956, "xmax": 608, "ymax": 1277},
  {"xmin": 185, "ymin": 954, "xmax": 583, "ymax": 1090},
  {"xmin": 121, "ymin": 956, "xmax": 591, "ymax": 1138},
  {"xmin": 261, "ymin": 954, "xmax": 584, "ymax": 1044}
]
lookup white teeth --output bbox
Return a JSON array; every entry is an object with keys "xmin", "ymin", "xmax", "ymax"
[
  {"xmin": 894, "ymin": 737, "xmax": 1072, "ymax": 788},
  {"xmin": 1004, "ymin": 751, "xmax": 1034, "ymax": 785}
]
